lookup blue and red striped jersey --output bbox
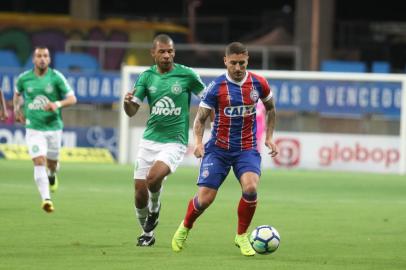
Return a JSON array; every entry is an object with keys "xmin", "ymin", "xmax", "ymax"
[{"xmin": 201, "ymin": 71, "xmax": 272, "ymax": 151}]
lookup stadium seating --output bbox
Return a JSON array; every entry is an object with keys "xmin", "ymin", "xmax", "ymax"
[
  {"xmin": 0, "ymin": 50, "xmax": 21, "ymax": 69},
  {"xmin": 321, "ymin": 60, "xmax": 367, "ymax": 73},
  {"xmin": 371, "ymin": 61, "xmax": 390, "ymax": 73},
  {"xmin": 54, "ymin": 52, "xmax": 100, "ymax": 73}
]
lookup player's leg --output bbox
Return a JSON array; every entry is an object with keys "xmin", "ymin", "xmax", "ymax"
[
  {"xmin": 26, "ymin": 129, "xmax": 53, "ymax": 213},
  {"xmin": 233, "ymin": 150, "xmax": 262, "ymax": 256},
  {"xmin": 143, "ymin": 142, "xmax": 187, "ymax": 233},
  {"xmin": 133, "ymin": 142, "xmax": 156, "ymax": 246},
  {"xmin": 172, "ymin": 150, "xmax": 229, "ymax": 252},
  {"xmin": 143, "ymin": 160, "xmax": 170, "ymax": 233},
  {"xmin": 172, "ymin": 186, "xmax": 218, "ymax": 252},
  {"xmin": 46, "ymin": 130, "xmax": 62, "ymax": 192}
]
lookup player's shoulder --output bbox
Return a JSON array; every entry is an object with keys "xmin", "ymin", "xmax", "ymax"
[
  {"xmin": 173, "ymin": 63, "xmax": 199, "ymax": 75},
  {"xmin": 248, "ymin": 71, "xmax": 269, "ymax": 87},
  {"xmin": 248, "ymin": 71, "xmax": 266, "ymax": 81},
  {"xmin": 16, "ymin": 69, "xmax": 33, "ymax": 81},
  {"xmin": 49, "ymin": 68, "xmax": 67, "ymax": 78}
]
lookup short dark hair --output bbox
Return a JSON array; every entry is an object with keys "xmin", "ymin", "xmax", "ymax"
[
  {"xmin": 34, "ymin": 46, "xmax": 49, "ymax": 52},
  {"xmin": 152, "ymin": 34, "xmax": 174, "ymax": 49},
  {"xmin": 225, "ymin": 42, "xmax": 248, "ymax": 56}
]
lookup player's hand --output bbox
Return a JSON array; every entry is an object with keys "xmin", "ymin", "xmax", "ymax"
[
  {"xmin": 0, "ymin": 110, "xmax": 8, "ymax": 121},
  {"xmin": 14, "ymin": 109, "xmax": 25, "ymax": 124},
  {"xmin": 124, "ymin": 92, "xmax": 134, "ymax": 104},
  {"xmin": 265, "ymin": 140, "xmax": 278, "ymax": 157},
  {"xmin": 44, "ymin": 102, "xmax": 58, "ymax": 112},
  {"xmin": 194, "ymin": 143, "xmax": 205, "ymax": 158}
]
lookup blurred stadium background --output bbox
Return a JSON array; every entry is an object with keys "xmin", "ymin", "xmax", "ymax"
[
  {"xmin": 0, "ymin": 1, "xmax": 406, "ymax": 269},
  {"xmin": 1, "ymin": 0, "xmax": 405, "ymax": 173}
]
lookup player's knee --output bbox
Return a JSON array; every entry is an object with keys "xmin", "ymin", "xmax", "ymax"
[
  {"xmin": 33, "ymin": 156, "xmax": 46, "ymax": 166},
  {"xmin": 242, "ymin": 183, "xmax": 258, "ymax": 194}
]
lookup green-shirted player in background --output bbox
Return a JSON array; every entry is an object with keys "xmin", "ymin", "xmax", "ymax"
[
  {"xmin": 13, "ymin": 46, "xmax": 77, "ymax": 213},
  {"xmin": 124, "ymin": 34, "xmax": 205, "ymax": 246}
]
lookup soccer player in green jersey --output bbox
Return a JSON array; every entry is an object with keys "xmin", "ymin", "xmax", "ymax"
[
  {"xmin": 13, "ymin": 46, "xmax": 77, "ymax": 213},
  {"xmin": 124, "ymin": 34, "xmax": 205, "ymax": 246}
]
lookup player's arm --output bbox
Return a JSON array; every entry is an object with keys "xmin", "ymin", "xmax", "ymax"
[
  {"xmin": 123, "ymin": 92, "xmax": 140, "ymax": 117},
  {"xmin": 263, "ymin": 97, "xmax": 278, "ymax": 157},
  {"xmin": 45, "ymin": 94, "xmax": 77, "ymax": 112},
  {"xmin": 13, "ymin": 91, "xmax": 25, "ymax": 123},
  {"xmin": 0, "ymin": 90, "xmax": 8, "ymax": 120},
  {"xmin": 193, "ymin": 106, "xmax": 212, "ymax": 158}
]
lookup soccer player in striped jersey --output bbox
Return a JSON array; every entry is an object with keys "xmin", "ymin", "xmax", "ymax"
[
  {"xmin": 13, "ymin": 46, "xmax": 77, "ymax": 213},
  {"xmin": 124, "ymin": 34, "xmax": 205, "ymax": 246},
  {"xmin": 172, "ymin": 42, "xmax": 278, "ymax": 256}
]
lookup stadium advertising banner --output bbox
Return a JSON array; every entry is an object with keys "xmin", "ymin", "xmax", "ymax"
[
  {"xmin": 128, "ymin": 127, "xmax": 400, "ymax": 174},
  {"xmin": 1, "ymin": 71, "xmax": 402, "ymax": 118},
  {"xmin": 263, "ymin": 131, "xmax": 400, "ymax": 173},
  {"xmin": 0, "ymin": 71, "xmax": 121, "ymax": 104},
  {"xmin": 0, "ymin": 125, "xmax": 117, "ymax": 161}
]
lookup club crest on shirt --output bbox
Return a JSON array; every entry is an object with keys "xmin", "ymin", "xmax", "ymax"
[
  {"xmin": 45, "ymin": 83, "xmax": 54, "ymax": 94},
  {"xmin": 171, "ymin": 82, "xmax": 183, "ymax": 95},
  {"xmin": 250, "ymin": 87, "xmax": 259, "ymax": 102}
]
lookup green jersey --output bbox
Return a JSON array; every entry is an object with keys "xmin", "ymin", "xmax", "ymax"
[
  {"xmin": 133, "ymin": 63, "xmax": 205, "ymax": 145},
  {"xmin": 15, "ymin": 68, "xmax": 74, "ymax": 131}
]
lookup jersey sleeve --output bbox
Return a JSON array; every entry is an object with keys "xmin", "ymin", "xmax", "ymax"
[
  {"xmin": 259, "ymin": 76, "xmax": 272, "ymax": 102},
  {"xmin": 132, "ymin": 72, "xmax": 148, "ymax": 104},
  {"xmin": 55, "ymin": 70, "xmax": 74, "ymax": 97},
  {"xmin": 189, "ymin": 69, "xmax": 206, "ymax": 96},
  {"xmin": 15, "ymin": 76, "xmax": 24, "ymax": 94},
  {"xmin": 200, "ymin": 81, "xmax": 217, "ymax": 109}
]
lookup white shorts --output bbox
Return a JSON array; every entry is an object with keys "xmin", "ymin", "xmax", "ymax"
[
  {"xmin": 134, "ymin": 139, "xmax": 187, "ymax": 180},
  {"xmin": 25, "ymin": 128, "xmax": 62, "ymax": 160}
]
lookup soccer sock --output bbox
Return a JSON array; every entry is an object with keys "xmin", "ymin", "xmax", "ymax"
[
  {"xmin": 148, "ymin": 187, "xmax": 162, "ymax": 213},
  {"xmin": 34, "ymin": 165, "xmax": 50, "ymax": 201},
  {"xmin": 135, "ymin": 204, "xmax": 149, "ymax": 228},
  {"xmin": 47, "ymin": 169, "xmax": 56, "ymax": 177},
  {"xmin": 237, "ymin": 192, "xmax": 257, "ymax": 235},
  {"xmin": 183, "ymin": 196, "xmax": 204, "ymax": 229}
]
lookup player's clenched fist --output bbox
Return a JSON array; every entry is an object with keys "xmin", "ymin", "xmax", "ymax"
[{"xmin": 124, "ymin": 92, "xmax": 134, "ymax": 104}]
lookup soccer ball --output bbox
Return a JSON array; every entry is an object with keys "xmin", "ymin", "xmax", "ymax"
[{"xmin": 249, "ymin": 225, "xmax": 280, "ymax": 254}]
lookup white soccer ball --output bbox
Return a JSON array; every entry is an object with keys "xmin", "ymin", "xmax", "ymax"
[{"xmin": 249, "ymin": 225, "xmax": 281, "ymax": 254}]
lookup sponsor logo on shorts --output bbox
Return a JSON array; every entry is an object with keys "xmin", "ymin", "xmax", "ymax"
[{"xmin": 201, "ymin": 168, "xmax": 209, "ymax": 178}]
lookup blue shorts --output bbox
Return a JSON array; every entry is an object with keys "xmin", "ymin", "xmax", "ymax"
[{"xmin": 197, "ymin": 146, "xmax": 261, "ymax": 190}]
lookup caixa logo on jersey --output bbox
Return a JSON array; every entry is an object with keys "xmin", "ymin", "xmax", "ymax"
[
  {"xmin": 223, "ymin": 105, "xmax": 256, "ymax": 117},
  {"xmin": 273, "ymin": 138, "xmax": 301, "ymax": 167}
]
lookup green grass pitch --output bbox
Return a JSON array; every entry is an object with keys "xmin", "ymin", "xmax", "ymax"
[{"xmin": 0, "ymin": 160, "xmax": 405, "ymax": 270}]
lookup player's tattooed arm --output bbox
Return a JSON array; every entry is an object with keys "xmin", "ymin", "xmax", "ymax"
[
  {"xmin": 13, "ymin": 92, "xmax": 25, "ymax": 123},
  {"xmin": 263, "ymin": 97, "xmax": 278, "ymax": 157},
  {"xmin": 193, "ymin": 106, "xmax": 211, "ymax": 158}
]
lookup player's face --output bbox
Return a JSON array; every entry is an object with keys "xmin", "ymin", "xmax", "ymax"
[
  {"xmin": 151, "ymin": 41, "xmax": 175, "ymax": 73},
  {"xmin": 224, "ymin": 53, "xmax": 248, "ymax": 82},
  {"xmin": 33, "ymin": 48, "xmax": 51, "ymax": 72}
]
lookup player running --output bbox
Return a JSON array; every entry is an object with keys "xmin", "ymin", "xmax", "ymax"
[
  {"xmin": 123, "ymin": 34, "xmax": 205, "ymax": 246},
  {"xmin": 171, "ymin": 42, "xmax": 278, "ymax": 256},
  {"xmin": 13, "ymin": 46, "xmax": 77, "ymax": 213}
]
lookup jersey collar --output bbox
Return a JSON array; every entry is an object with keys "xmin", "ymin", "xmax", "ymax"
[{"xmin": 225, "ymin": 71, "xmax": 248, "ymax": 86}]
